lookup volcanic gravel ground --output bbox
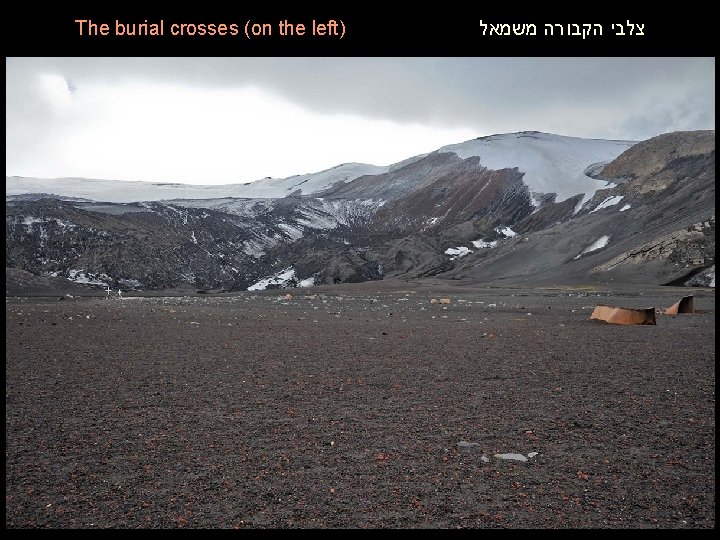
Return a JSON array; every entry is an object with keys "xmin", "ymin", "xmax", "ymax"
[{"xmin": 5, "ymin": 286, "xmax": 715, "ymax": 528}]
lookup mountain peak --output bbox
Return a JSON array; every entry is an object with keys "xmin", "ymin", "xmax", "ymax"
[{"xmin": 436, "ymin": 132, "xmax": 636, "ymax": 203}]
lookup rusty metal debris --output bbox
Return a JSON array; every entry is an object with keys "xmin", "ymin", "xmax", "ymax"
[
  {"xmin": 590, "ymin": 305, "xmax": 657, "ymax": 325},
  {"xmin": 664, "ymin": 295, "xmax": 694, "ymax": 315}
]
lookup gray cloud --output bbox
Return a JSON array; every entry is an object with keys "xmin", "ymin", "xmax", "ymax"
[
  {"xmin": 6, "ymin": 57, "xmax": 715, "ymax": 178},
  {"xmin": 8, "ymin": 58, "xmax": 715, "ymax": 135}
]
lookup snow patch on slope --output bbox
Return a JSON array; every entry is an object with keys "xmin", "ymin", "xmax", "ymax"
[
  {"xmin": 248, "ymin": 267, "xmax": 296, "ymax": 291},
  {"xmin": 20, "ymin": 216, "xmax": 76, "ymax": 229},
  {"xmin": 21, "ymin": 216, "xmax": 46, "ymax": 226},
  {"xmin": 437, "ymin": 132, "xmax": 635, "ymax": 204},
  {"xmin": 277, "ymin": 223, "xmax": 304, "ymax": 241},
  {"xmin": 590, "ymin": 195, "xmax": 624, "ymax": 213},
  {"xmin": 445, "ymin": 246, "xmax": 473, "ymax": 260},
  {"xmin": 298, "ymin": 275, "xmax": 316, "ymax": 288},
  {"xmin": 574, "ymin": 236, "xmax": 611, "ymax": 259},
  {"xmin": 495, "ymin": 226, "xmax": 517, "ymax": 237},
  {"xmin": 248, "ymin": 267, "xmax": 316, "ymax": 290},
  {"xmin": 472, "ymin": 239, "xmax": 497, "ymax": 248},
  {"xmin": 67, "ymin": 269, "xmax": 111, "ymax": 286}
]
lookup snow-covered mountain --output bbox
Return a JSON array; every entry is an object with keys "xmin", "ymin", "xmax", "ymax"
[
  {"xmin": 318, "ymin": 132, "xmax": 635, "ymax": 207},
  {"xmin": 5, "ymin": 162, "xmax": 387, "ymax": 203},
  {"xmin": 7, "ymin": 132, "xmax": 633, "ymax": 205},
  {"xmin": 436, "ymin": 131, "xmax": 635, "ymax": 205}
]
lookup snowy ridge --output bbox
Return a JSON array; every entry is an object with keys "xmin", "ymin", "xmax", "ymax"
[
  {"xmin": 5, "ymin": 163, "xmax": 387, "ymax": 203},
  {"xmin": 436, "ymin": 132, "xmax": 635, "ymax": 204},
  {"xmin": 238, "ymin": 163, "xmax": 388, "ymax": 198}
]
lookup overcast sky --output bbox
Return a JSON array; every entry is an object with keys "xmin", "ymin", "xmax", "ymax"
[{"xmin": 6, "ymin": 57, "xmax": 715, "ymax": 185}]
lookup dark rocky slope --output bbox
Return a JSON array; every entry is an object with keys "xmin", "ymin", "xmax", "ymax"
[{"xmin": 5, "ymin": 131, "xmax": 714, "ymax": 292}]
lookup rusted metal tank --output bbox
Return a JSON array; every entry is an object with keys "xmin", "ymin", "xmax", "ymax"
[
  {"xmin": 590, "ymin": 305, "xmax": 657, "ymax": 325},
  {"xmin": 664, "ymin": 295, "xmax": 694, "ymax": 315}
]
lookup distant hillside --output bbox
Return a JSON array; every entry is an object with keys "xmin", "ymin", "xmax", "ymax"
[{"xmin": 6, "ymin": 131, "xmax": 714, "ymax": 293}]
